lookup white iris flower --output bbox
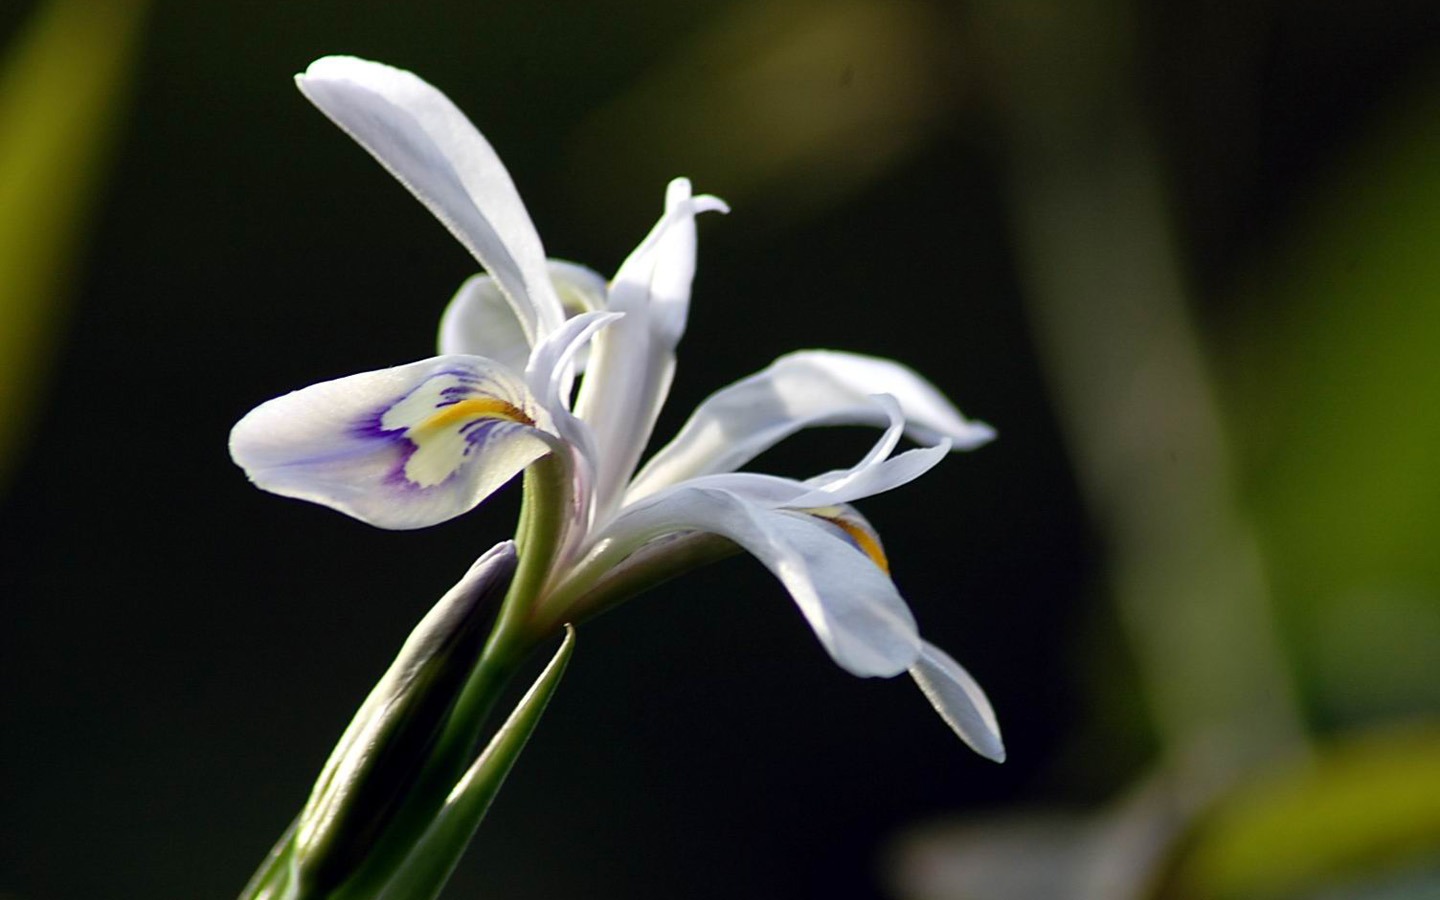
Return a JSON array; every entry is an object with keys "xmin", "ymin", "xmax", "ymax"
[{"xmin": 230, "ymin": 56, "xmax": 1005, "ymax": 762}]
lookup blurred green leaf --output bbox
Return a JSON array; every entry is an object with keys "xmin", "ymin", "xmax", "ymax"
[
  {"xmin": 1224, "ymin": 67, "xmax": 1440, "ymax": 722},
  {"xmin": 1161, "ymin": 725, "xmax": 1440, "ymax": 900},
  {"xmin": 0, "ymin": 0, "xmax": 146, "ymax": 484}
]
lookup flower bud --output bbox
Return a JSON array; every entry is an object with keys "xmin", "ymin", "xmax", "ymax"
[{"xmin": 292, "ymin": 541, "xmax": 518, "ymax": 894}]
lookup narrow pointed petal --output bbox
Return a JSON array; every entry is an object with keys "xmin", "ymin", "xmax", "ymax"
[
  {"xmin": 297, "ymin": 56, "xmax": 564, "ymax": 342},
  {"xmin": 230, "ymin": 356, "xmax": 552, "ymax": 529},
  {"xmin": 910, "ymin": 641, "xmax": 1005, "ymax": 762},
  {"xmin": 629, "ymin": 350, "xmax": 995, "ymax": 500},
  {"xmin": 438, "ymin": 261, "xmax": 608, "ymax": 364},
  {"xmin": 604, "ymin": 487, "xmax": 920, "ymax": 676},
  {"xmin": 789, "ymin": 441, "xmax": 952, "ymax": 509},
  {"xmin": 573, "ymin": 181, "xmax": 727, "ymax": 515}
]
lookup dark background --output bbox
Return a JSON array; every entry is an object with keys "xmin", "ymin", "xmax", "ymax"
[{"xmin": 2, "ymin": 0, "xmax": 1436, "ymax": 898}]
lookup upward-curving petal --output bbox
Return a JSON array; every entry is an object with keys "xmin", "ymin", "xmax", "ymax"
[
  {"xmin": 297, "ymin": 56, "xmax": 565, "ymax": 343},
  {"xmin": 572, "ymin": 180, "xmax": 728, "ymax": 518},
  {"xmin": 598, "ymin": 486, "xmax": 921, "ymax": 676},
  {"xmin": 628, "ymin": 350, "xmax": 995, "ymax": 500},
  {"xmin": 229, "ymin": 356, "xmax": 553, "ymax": 530}
]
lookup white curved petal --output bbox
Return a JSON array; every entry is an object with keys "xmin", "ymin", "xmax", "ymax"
[
  {"xmin": 603, "ymin": 487, "xmax": 920, "ymax": 676},
  {"xmin": 662, "ymin": 397, "xmax": 943, "ymax": 511},
  {"xmin": 525, "ymin": 310, "xmax": 620, "ymax": 457},
  {"xmin": 547, "ymin": 260, "xmax": 609, "ymax": 316},
  {"xmin": 438, "ymin": 260, "xmax": 609, "ymax": 365},
  {"xmin": 910, "ymin": 641, "xmax": 1005, "ymax": 762},
  {"xmin": 672, "ymin": 441, "xmax": 948, "ymax": 513},
  {"xmin": 438, "ymin": 274, "xmax": 531, "ymax": 370},
  {"xmin": 573, "ymin": 181, "xmax": 728, "ymax": 517},
  {"xmin": 526, "ymin": 311, "xmax": 623, "ymax": 415},
  {"xmin": 297, "ymin": 56, "xmax": 564, "ymax": 342},
  {"xmin": 230, "ymin": 356, "xmax": 552, "ymax": 529},
  {"xmin": 629, "ymin": 350, "xmax": 995, "ymax": 500},
  {"xmin": 789, "ymin": 442, "xmax": 951, "ymax": 509}
]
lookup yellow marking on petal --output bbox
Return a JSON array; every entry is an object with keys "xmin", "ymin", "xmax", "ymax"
[
  {"xmin": 414, "ymin": 397, "xmax": 534, "ymax": 433},
  {"xmin": 809, "ymin": 507, "xmax": 890, "ymax": 574},
  {"xmin": 396, "ymin": 396, "xmax": 537, "ymax": 488}
]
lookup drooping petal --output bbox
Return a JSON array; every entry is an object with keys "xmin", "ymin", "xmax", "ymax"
[
  {"xmin": 910, "ymin": 641, "xmax": 1005, "ymax": 762},
  {"xmin": 628, "ymin": 350, "xmax": 995, "ymax": 500},
  {"xmin": 297, "ymin": 56, "xmax": 564, "ymax": 343},
  {"xmin": 438, "ymin": 261, "xmax": 608, "ymax": 364},
  {"xmin": 598, "ymin": 486, "xmax": 921, "ymax": 676},
  {"xmin": 229, "ymin": 356, "xmax": 553, "ymax": 529},
  {"xmin": 573, "ymin": 179, "xmax": 728, "ymax": 517}
]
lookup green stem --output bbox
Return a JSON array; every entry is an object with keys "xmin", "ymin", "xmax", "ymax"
[{"xmin": 329, "ymin": 452, "xmax": 573, "ymax": 898}]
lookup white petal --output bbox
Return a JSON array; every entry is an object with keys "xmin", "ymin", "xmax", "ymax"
[
  {"xmin": 547, "ymin": 259, "xmax": 609, "ymax": 316},
  {"xmin": 789, "ymin": 442, "xmax": 951, "ymax": 509},
  {"xmin": 629, "ymin": 351, "xmax": 995, "ymax": 500},
  {"xmin": 438, "ymin": 260, "xmax": 609, "ymax": 364},
  {"xmin": 297, "ymin": 56, "xmax": 564, "ymax": 342},
  {"xmin": 662, "ymin": 398, "xmax": 946, "ymax": 510},
  {"xmin": 910, "ymin": 641, "xmax": 1005, "ymax": 762},
  {"xmin": 230, "ymin": 356, "xmax": 552, "ymax": 529},
  {"xmin": 525, "ymin": 310, "xmax": 620, "ymax": 457},
  {"xmin": 438, "ymin": 274, "xmax": 531, "ymax": 371},
  {"xmin": 603, "ymin": 487, "xmax": 921, "ymax": 676},
  {"xmin": 572, "ymin": 181, "xmax": 727, "ymax": 517}
]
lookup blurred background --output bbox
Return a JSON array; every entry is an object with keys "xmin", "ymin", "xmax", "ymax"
[{"xmin": 1, "ymin": 0, "xmax": 1437, "ymax": 898}]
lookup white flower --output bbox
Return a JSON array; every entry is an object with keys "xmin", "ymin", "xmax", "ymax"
[{"xmin": 229, "ymin": 56, "xmax": 1004, "ymax": 762}]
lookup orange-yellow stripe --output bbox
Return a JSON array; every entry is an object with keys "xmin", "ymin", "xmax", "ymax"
[
  {"xmin": 414, "ymin": 397, "xmax": 534, "ymax": 433},
  {"xmin": 823, "ymin": 515, "xmax": 890, "ymax": 574}
]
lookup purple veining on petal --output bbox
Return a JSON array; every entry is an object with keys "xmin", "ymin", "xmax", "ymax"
[
  {"xmin": 462, "ymin": 419, "xmax": 509, "ymax": 449},
  {"xmin": 337, "ymin": 367, "xmax": 531, "ymax": 492}
]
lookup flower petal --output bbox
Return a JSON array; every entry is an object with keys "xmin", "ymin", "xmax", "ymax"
[
  {"xmin": 525, "ymin": 310, "xmax": 620, "ymax": 458},
  {"xmin": 573, "ymin": 179, "xmax": 728, "ymax": 517},
  {"xmin": 628, "ymin": 350, "xmax": 995, "ymax": 500},
  {"xmin": 601, "ymin": 487, "xmax": 921, "ymax": 676},
  {"xmin": 438, "ymin": 261, "xmax": 608, "ymax": 364},
  {"xmin": 789, "ymin": 442, "xmax": 952, "ymax": 510},
  {"xmin": 437, "ymin": 274, "xmax": 531, "ymax": 371},
  {"xmin": 910, "ymin": 641, "xmax": 1005, "ymax": 762},
  {"xmin": 230, "ymin": 356, "xmax": 552, "ymax": 529},
  {"xmin": 297, "ymin": 56, "xmax": 564, "ymax": 343}
]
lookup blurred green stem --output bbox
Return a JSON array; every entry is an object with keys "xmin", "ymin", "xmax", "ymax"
[
  {"xmin": 970, "ymin": 0, "xmax": 1306, "ymax": 793},
  {"xmin": 0, "ymin": 0, "xmax": 148, "ymax": 485}
]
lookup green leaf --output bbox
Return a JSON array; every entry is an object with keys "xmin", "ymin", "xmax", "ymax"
[
  {"xmin": 1223, "ymin": 69, "xmax": 1440, "ymax": 723},
  {"xmin": 374, "ymin": 625, "xmax": 576, "ymax": 900},
  {"xmin": 0, "ymin": 0, "xmax": 147, "ymax": 484},
  {"xmin": 1159, "ymin": 725, "xmax": 1440, "ymax": 900}
]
